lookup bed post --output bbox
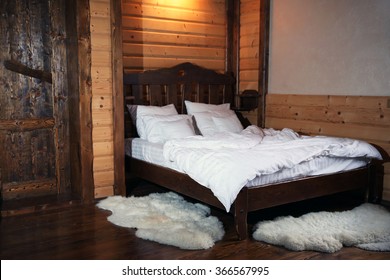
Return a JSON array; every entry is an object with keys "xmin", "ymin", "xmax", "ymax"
[
  {"xmin": 367, "ymin": 160, "xmax": 384, "ymax": 203},
  {"xmin": 233, "ymin": 187, "xmax": 248, "ymax": 240}
]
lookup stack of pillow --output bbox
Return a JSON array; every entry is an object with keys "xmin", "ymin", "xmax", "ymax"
[
  {"xmin": 185, "ymin": 100, "xmax": 243, "ymax": 137},
  {"xmin": 127, "ymin": 101, "xmax": 244, "ymax": 143}
]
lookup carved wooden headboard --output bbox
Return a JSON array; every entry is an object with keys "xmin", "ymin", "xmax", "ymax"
[{"xmin": 123, "ymin": 62, "xmax": 235, "ymax": 138}]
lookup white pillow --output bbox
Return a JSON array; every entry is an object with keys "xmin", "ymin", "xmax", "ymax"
[
  {"xmin": 140, "ymin": 114, "xmax": 194, "ymax": 143},
  {"xmin": 212, "ymin": 113, "xmax": 243, "ymax": 133},
  {"xmin": 126, "ymin": 104, "xmax": 138, "ymax": 125},
  {"xmin": 193, "ymin": 110, "xmax": 237, "ymax": 136},
  {"xmin": 135, "ymin": 104, "xmax": 178, "ymax": 138},
  {"xmin": 160, "ymin": 118, "xmax": 196, "ymax": 142},
  {"xmin": 184, "ymin": 100, "xmax": 230, "ymax": 115}
]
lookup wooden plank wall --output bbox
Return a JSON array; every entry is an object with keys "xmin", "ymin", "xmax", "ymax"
[
  {"xmin": 265, "ymin": 94, "xmax": 390, "ymax": 202},
  {"xmin": 90, "ymin": 0, "xmax": 115, "ymax": 198},
  {"xmin": 121, "ymin": 0, "xmax": 227, "ymax": 73},
  {"xmin": 239, "ymin": 0, "xmax": 260, "ymax": 124},
  {"xmin": 89, "ymin": 0, "xmax": 228, "ymax": 199}
]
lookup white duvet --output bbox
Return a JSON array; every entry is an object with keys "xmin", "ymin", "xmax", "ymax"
[{"xmin": 162, "ymin": 126, "xmax": 382, "ymax": 212}]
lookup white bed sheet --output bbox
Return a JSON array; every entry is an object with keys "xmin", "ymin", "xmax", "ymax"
[
  {"xmin": 126, "ymin": 138, "xmax": 182, "ymax": 172},
  {"xmin": 125, "ymin": 137, "xmax": 369, "ymax": 188}
]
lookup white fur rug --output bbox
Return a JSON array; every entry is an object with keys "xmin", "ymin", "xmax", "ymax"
[
  {"xmin": 253, "ymin": 203, "xmax": 390, "ymax": 253},
  {"xmin": 97, "ymin": 192, "xmax": 225, "ymax": 250}
]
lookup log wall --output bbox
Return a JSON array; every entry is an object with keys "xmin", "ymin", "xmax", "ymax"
[
  {"xmin": 121, "ymin": 0, "xmax": 227, "ymax": 73},
  {"xmin": 90, "ymin": 0, "xmax": 115, "ymax": 198},
  {"xmin": 89, "ymin": 0, "xmax": 230, "ymax": 198}
]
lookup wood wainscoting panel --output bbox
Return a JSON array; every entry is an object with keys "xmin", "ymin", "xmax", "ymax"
[{"xmin": 265, "ymin": 94, "xmax": 390, "ymax": 202}]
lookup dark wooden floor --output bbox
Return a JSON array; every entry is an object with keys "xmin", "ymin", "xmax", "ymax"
[{"xmin": 1, "ymin": 183, "xmax": 390, "ymax": 260}]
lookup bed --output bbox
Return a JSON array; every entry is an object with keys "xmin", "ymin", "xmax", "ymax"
[{"xmin": 123, "ymin": 62, "xmax": 384, "ymax": 240}]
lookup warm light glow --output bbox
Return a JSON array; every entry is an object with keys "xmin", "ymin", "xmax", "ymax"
[{"xmin": 157, "ymin": 0, "xmax": 199, "ymax": 9}]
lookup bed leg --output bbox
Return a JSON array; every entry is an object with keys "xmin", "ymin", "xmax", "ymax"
[
  {"xmin": 367, "ymin": 160, "xmax": 384, "ymax": 203},
  {"xmin": 233, "ymin": 187, "xmax": 248, "ymax": 240}
]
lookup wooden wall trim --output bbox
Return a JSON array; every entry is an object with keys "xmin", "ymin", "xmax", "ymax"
[{"xmin": 111, "ymin": 0, "xmax": 125, "ymax": 196}]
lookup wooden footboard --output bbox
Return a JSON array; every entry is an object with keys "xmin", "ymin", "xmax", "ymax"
[{"xmin": 128, "ymin": 157, "xmax": 382, "ymax": 240}]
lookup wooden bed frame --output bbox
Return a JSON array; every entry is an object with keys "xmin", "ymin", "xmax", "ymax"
[{"xmin": 123, "ymin": 62, "xmax": 384, "ymax": 240}]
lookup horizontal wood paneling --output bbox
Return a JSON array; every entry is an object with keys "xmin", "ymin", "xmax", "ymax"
[
  {"xmin": 266, "ymin": 94, "xmax": 390, "ymax": 202},
  {"xmin": 92, "ymin": 126, "xmax": 114, "ymax": 141},
  {"xmin": 122, "ymin": 44, "xmax": 225, "ymax": 59},
  {"xmin": 90, "ymin": 0, "xmax": 114, "ymax": 198},
  {"xmin": 91, "ymin": 50, "xmax": 111, "ymax": 66},
  {"xmin": 93, "ymin": 170, "xmax": 114, "ymax": 187},
  {"xmin": 94, "ymin": 155, "xmax": 114, "ymax": 172},
  {"xmin": 95, "ymin": 185, "xmax": 115, "ymax": 198},
  {"xmin": 92, "ymin": 110, "xmax": 113, "ymax": 126},
  {"xmin": 92, "ymin": 95, "xmax": 113, "ymax": 110},
  {"xmin": 91, "ymin": 0, "xmax": 230, "ymax": 198},
  {"xmin": 93, "ymin": 141, "xmax": 114, "ymax": 156},
  {"xmin": 94, "ymin": 169, "xmax": 114, "ymax": 197},
  {"xmin": 122, "ymin": 0, "xmax": 225, "ymax": 11},
  {"xmin": 90, "ymin": 16, "xmax": 111, "ymax": 33},
  {"xmin": 91, "ymin": 33, "xmax": 111, "ymax": 50},
  {"xmin": 122, "ymin": 17, "xmax": 225, "ymax": 36},
  {"xmin": 122, "ymin": 3, "xmax": 225, "ymax": 24},
  {"xmin": 123, "ymin": 57, "xmax": 226, "ymax": 72},
  {"xmin": 90, "ymin": 0, "xmax": 110, "ymax": 17},
  {"xmin": 122, "ymin": 0, "xmax": 227, "ymax": 72},
  {"xmin": 122, "ymin": 30, "xmax": 225, "ymax": 48}
]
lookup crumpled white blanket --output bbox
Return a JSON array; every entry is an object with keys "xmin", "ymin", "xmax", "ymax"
[{"xmin": 163, "ymin": 126, "xmax": 382, "ymax": 212}]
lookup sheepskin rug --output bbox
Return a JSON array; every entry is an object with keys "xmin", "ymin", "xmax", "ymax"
[
  {"xmin": 97, "ymin": 192, "xmax": 225, "ymax": 250},
  {"xmin": 253, "ymin": 203, "xmax": 390, "ymax": 253}
]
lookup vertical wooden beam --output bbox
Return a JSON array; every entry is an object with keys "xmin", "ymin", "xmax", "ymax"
[
  {"xmin": 226, "ymin": 0, "xmax": 240, "ymax": 107},
  {"xmin": 66, "ymin": 0, "xmax": 80, "ymax": 199},
  {"xmin": 77, "ymin": 0, "xmax": 94, "ymax": 202},
  {"xmin": 50, "ymin": 0, "xmax": 71, "ymax": 195},
  {"xmin": 66, "ymin": 0, "xmax": 95, "ymax": 202},
  {"xmin": 225, "ymin": 0, "xmax": 235, "ymax": 75},
  {"xmin": 111, "ymin": 0, "xmax": 125, "ymax": 196},
  {"xmin": 257, "ymin": 0, "xmax": 270, "ymax": 127}
]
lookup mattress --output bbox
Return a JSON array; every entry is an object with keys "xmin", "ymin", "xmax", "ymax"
[{"xmin": 125, "ymin": 137, "xmax": 369, "ymax": 188}]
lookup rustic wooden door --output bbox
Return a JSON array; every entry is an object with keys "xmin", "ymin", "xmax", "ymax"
[{"xmin": 0, "ymin": 0, "xmax": 70, "ymax": 201}]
